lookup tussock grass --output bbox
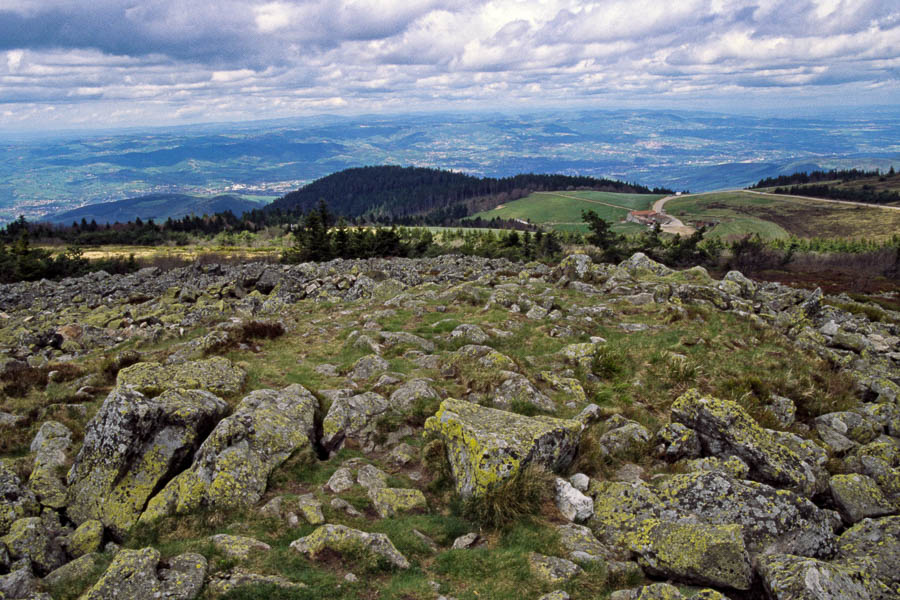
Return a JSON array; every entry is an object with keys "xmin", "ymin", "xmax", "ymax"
[{"xmin": 463, "ymin": 464, "xmax": 555, "ymax": 530}]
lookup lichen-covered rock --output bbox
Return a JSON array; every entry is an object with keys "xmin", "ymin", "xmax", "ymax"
[
  {"xmin": 43, "ymin": 552, "xmax": 101, "ymax": 587},
  {"xmin": 69, "ymin": 519, "xmax": 104, "ymax": 558},
  {"xmin": 528, "ymin": 553, "xmax": 582, "ymax": 584},
  {"xmin": 556, "ymin": 523, "xmax": 617, "ymax": 562},
  {"xmin": 587, "ymin": 480, "xmax": 663, "ymax": 548},
  {"xmin": 140, "ymin": 384, "xmax": 317, "ymax": 523},
  {"xmin": 0, "ymin": 461, "xmax": 40, "ymax": 536},
  {"xmin": 609, "ymin": 583, "xmax": 684, "ymax": 600},
  {"xmin": 829, "ymin": 474, "xmax": 897, "ymax": 524},
  {"xmin": 210, "ymin": 534, "xmax": 271, "ymax": 559},
  {"xmin": 290, "ymin": 524, "xmax": 410, "ymax": 569},
  {"xmin": 672, "ymin": 389, "xmax": 824, "ymax": 496},
  {"xmin": 378, "ymin": 331, "xmax": 435, "ymax": 353},
  {"xmin": 616, "ymin": 253, "xmax": 674, "ymax": 278},
  {"xmin": 538, "ymin": 592, "xmax": 570, "ymax": 600},
  {"xmin": 66, "ymin": 387, "xmax": 228, "ymax": 537},
  {"xmin": 369, "ymin": 487, "xmax": 427, "ymax": 518},
  {"xmin": 597, "ymin": 419, "xmax": 651, "ymax": 457},
  {"xmin": 451, "ymin": 324, "xmax": 489, "ymax": 344},
  {"xmin": 655, "ymin": 422, "xmax": 701, "ymax": 461},
  {"xmin": 629, "ymin": 520, "xmax": 753, "ymax": 590},
  {"xmin": 816, "ymin": 411, "xmax": 879, "ymax": 454},
  {"xmin": 837, "ymin": 516, "xmax": 900, "ymax": 592},
  {"xmin": 326, "ymin": 467, "xmax": 355, "ymax": 493},
  {"xmin": 424, "ymin": 398, "xmax": 581, "ymax": 498},
  {"xmin": 347, "ymin": 354, "xmax": 389, "ymax": 380},
  {"xmin": 757, "ymin": 553, "xmax": 890, "ymax": 600},
  {"xmin": 207, "ymin": 569, "xmax": 307, "ymax": 595},
  {"xmin": 356, "ymin": 464, "xmax": 388, "ymax": 490},
  {"xmin": 682, "ymin": 456, "xmax": 750, "ymax": 479},
  {"xmin": 655, "ymin": 471, "xmax": 837, "ymax": 557},
  {"xmin": 0, "ymin": 517, "xmax": 66, "ymax": 574},
  {"xmin": 554, "ymin": 478, "xmax": 593, "ymax": 523},
  {"xmin": 493, "ymin": 372, "xmax": 555, "ymax": 412},
  {"xmin": 81, "ymin": 548, "xmax": 207, "ymax": 600},
  {"xmin": 766, "ymin": 395, "xmax": 797, "ymax": 428},
  {"xmin": 389, "ymin": 379, "xmax": 440, "ymax": 412},
  {"xmin": 453, "ymin": 344, "xmax": 518, "ymax": 371},
  {"xmin": 27, "ymin": 421, "xmax": 72, "ymax": 508},
  {"xmin": 0, "ymin": 568, "xmax": 40, "ymax": 600},
  {"xmin": 116, "ymin": 356, "xmax": 246, "ymax": 396},
  {"xmin": 322, "ymin": 391, "xmax": 390, "ymax": 452},
  {"xmin": 540, "ymin": 372, "xmax": 587, "ymax": 404},
  {"xmin": 297, "ymin": 494, "xmax": 325, "ymax": 525}
]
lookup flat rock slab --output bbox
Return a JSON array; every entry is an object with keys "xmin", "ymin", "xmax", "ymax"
[
  {"xmin": 291, "ymin": 524, "xmax": 409, "ymax": 569},
  {"xmin": 116, "ymin": 356, "xmax": 246, "ymax": 397},
  {"xmin": 424, "ymin": 397, "xmax": 581, "ymax": 498}
]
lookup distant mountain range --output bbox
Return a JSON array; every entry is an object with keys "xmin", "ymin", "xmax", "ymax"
[
  {"xmin": 3, "ymin": 108, "xmax": 899, "ymax": 225},
  {"xmin": 44, "ymin": 194, "xmax": 263, "ymax": 225}
]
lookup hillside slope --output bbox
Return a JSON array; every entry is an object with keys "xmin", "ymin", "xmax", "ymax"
[
  {"xmin": 267, "ymin": 165, "xmax": 668, "ymax": 221},
  {"xmin": 45, "ymin": 193, "xmax": 263, "ymax": 225},
  {"xmin": 0, "ymin": 253, "xmax": 897, "ymax": 599}
]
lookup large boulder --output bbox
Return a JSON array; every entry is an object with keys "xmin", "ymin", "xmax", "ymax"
[
  {"xmin": 757, "ymin": 553, "xmax": 891, "ymax": 600},
  {"xmin": 0, "ymin": 517, "xmax": 66, "ymax": 574},
  {"xmin": 829, "ymin": 474, "xmax": 897, "ymax": 524},
  {"xmin": 27, "ymin": 421, "xmax": 72, "ymax": 509},
  {"xmin": 587, "ymin": 480, "xmax": 664, "ymax": 548},
  {"xmin": 629, "ymin": 519, "xmax": 753, "ymax": 590},
  {"xmin": 322, "ymin": 391, "xmax": 390, "ymax": 452},
  {"xmin": 655, "ymin": 471, "xmax": 837, "ymax": 557},
  {"xmin": 424, "ymin": 398, "xmax": 581, "ymax": 498},
  {"xmin": 0, "ymin": 461, "xmax": 40, "ymax": 536},
  {"xmin": 116, "ymin": 356, "xmax": 246, "ymax": 396},
  {"xmin": 290, "ymin": 524, "xmax": 409, "ymax": 569},
  {"xmin": 140, "ymin": 384, "xmax": 317, "ymax": 523},
  {"xmin": 81, "ymin": 547, "xmax": 206, "ymax": 600},
  {"xmin": 837, "ymin": 516, "xmax": 900, "ymax": 593},
  {"xmin": 66, "ymin": 387, "xmax": 228, "ymax": 537},
  {"xmin": 671, "ymin": 389, "xmax": 825, "ymax": 496}
]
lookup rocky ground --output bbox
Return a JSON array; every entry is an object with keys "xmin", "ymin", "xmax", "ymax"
[{"xmin": 0, "ymin": 252, "xmax": 898, "ymax": 600}]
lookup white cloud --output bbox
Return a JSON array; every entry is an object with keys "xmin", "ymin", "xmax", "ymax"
[{"xmin": 0, "ymin": 0, "xmax": 897, "ymax": 129}]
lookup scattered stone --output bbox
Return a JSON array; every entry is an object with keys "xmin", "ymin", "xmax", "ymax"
[
  {"xmin": 424, "ymin": 398, "xmax": 581, "ymax": 498},
  {"xmin": 528, "ymin": 552, "xmax": 582, "ymax": 584},
  {"xmin": 554, "ymin": 477, "xmax": 594, "ymax": 523},
  {"xmin": 1, "ymin": 516, "xmax": 65, "ymax": 574},
  {"xmin": 69, "ymin": 519, "xmax": 104, "ymax": 558},
  {"xmin": 357, "ymin": 464, "xmax": 389, "ymax": 490},
  {"xmin": 210, "ymin": 534, "xmax": 272, "ymax": 559},
  {"xmin": 569, "ymin": 473, "xmax": 589, "ymax": 492},
  {"xmin": 327, "ymin": 467, "xmax": 356, "ymax": 494},
  {"xmin": 314, "ymin": 363, "xmax": 340, "ymax": 376},
  {"xmin": 140, "ymin": 384, "xmax": 317, "ymax": 524},
  {"xmin": 388, "ymin": 442, "xmax": 417, "ymax": 466},
  {"xmin": 609, "ymin": 583, "xmax": 683, "ymax": 600},
  {"xmin": 369, "ymin": 487, "xmax": 427, "ymax": 518},
  {"xmin": 389, "ymin": 379, "xmax": 440, "ymax": 412},
  {"xmin": 43, "ymin": 552, "xmax": 101, "ymax": 587},
  {"xmin": 766, "ymin": 395, "xmax": 797, "ymax": 428},
  {"xmin": 451, "ymin": 533, "xmax": 479, "ymax": 549},
  {"xmin": 348, "ymin": 354, "xmax": 390, "ymax": 380},
  {"xmin": 0, "ymin": 568, "xmax": 40, "ymax": 600},
  {"xmin": 81, "ymin": 548, "xmax": 207, "ymax": 600},
  {"xmin": 450, "ymin": 324, "xmax": 489, "ymax": 344},
  {"xmin": 297, "ymin": 494, "xmax": 325, "ymax": 525},
  {"xmin": 322, "ymin": 391, "xmax": 390, "ymax": 452},
  {"xmin": 290, "ymin": 524, "xmax": 410, "ymax": 569},
  {"xmin": 655, "ymin": 422, "xmax": 702, "ymax": 461},
  {"xmin": 493, "ymin": 372, "xmax": 555, "ymax": 412},
  {"xmin": 537, "ymin": 592, "xmax": 570, "ymax": 600},
  {"xmin": 330, "ymin": 497, "xmax": 362, "ymax": 517},
  {"xmin": 207, "ymin": 569, "xmax": 307, "ymax": 595},
  {"xmin": 829, "ymin": 474, "xmax": 897, "ymax": 524}
]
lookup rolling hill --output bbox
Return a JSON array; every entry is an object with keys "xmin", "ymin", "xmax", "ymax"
[
  {"xmin": 45, "ymin": 193, "xmax": 265, "ymax": 225},
  {"xmin": 663, "ymin": 191, "xmax": 900, "ymax": 241},
  {"xmin": 266, "ymin": 165, "xmax": 670, "ymax": 222},
  {"xmin": 468, "ymin": 190, "xmax": 664, "ymax": 233}
]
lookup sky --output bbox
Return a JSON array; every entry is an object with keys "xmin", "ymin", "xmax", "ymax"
[{"xmin": 1, "ymin": 0, "xmax": 899, "ymax": 130}]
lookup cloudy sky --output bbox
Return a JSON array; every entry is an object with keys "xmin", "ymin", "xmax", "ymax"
[{"xmin": 1, "ymin": 0, "xmax": 898, "ymax": 130}]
